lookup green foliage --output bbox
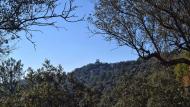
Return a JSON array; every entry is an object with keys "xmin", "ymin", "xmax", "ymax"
[
  {"xmin": 174, "ymin": 64, "xmax": 189, "ymax": 79},
  {"xmin": 0, "ymin": 58, "xmax": 190, "ymax": 106},
  {"xmin": 174, "ymin": 51, "xmax": 190, "ymax": 79},
  {"xmin": 0, "ymin": 58, "xmax": 23, "ymax": 96},
  {"xmin": 0, "ymin": 59, "xmax": 99, "ymax": 107}
]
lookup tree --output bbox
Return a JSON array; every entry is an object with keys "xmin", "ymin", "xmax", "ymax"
[
  {"xmin": 91, "ymin": 0, "xmax": 190, "ymax": 65},
  {"xmin": 23, "ymin": 59, "xmax": 99, "ymax": 107},
  {"xmin": 23, "ymin": 60, "xmax": 69, "ymax": 107},
  {"xmin": 0, "ymin": 58, "xmax": 23, "ymax": 96},
  {"xmin": 0, "ymin": 0, "xmax": 78, "ymax": 56}
]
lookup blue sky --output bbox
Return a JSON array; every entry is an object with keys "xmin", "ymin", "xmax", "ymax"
[{"xmin": 10, "ymin": 0, "xmax": 138, "ymax": 72}]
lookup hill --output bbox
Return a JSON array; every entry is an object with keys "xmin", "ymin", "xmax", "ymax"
[{"xmin": 69, "ymin": 59, "xmax": 190, "ymax": 106}]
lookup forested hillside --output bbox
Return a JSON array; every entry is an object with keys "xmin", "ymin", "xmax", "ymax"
[
  {"xmin": 1, "ymin": 58, "xmax": 189, "ymax": 107},
  {"xmin": 71, "ymin": 59, "xmax": 190, "ymax": 107}
]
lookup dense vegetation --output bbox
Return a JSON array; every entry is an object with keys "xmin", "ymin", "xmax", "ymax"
[
  {"xmin": 0, "ymin": 58, "xmax": 189, "ymax": 107},
  {"xmin": 0, "ymin": 0, "xmax": 189, "ymax": 107}
]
